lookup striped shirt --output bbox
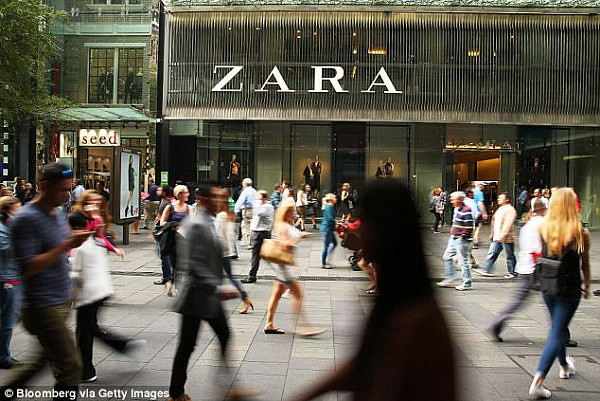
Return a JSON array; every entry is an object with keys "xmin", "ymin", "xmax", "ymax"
[{"xmin": 451, "ymin": 205, "xmax": 474, "ymax": 239}]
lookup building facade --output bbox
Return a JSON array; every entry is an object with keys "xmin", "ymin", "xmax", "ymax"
[
  {"xmin": 42, "ymin": 0, "xmax": 158, "ymax": 191},
  {"xmin": 158, "ymin": 1, "xmax": 600, "ymax": 224}
]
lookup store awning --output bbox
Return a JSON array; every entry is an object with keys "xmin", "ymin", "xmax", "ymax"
[{"xmin": 55, "ymin": 106, "xmax": 153, "ymax": 123}]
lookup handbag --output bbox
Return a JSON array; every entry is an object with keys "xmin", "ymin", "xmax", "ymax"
[
  {"xmin": 260, "ymin": 238, "xmax": 295, "ymax": 265},
  {"xmin": 534, "ymin": 241, "xmax": 566, "ymax": 296}
]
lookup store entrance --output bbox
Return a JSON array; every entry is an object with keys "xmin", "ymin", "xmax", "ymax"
[
  {"xmin": 450, "ymin": 150, "xmax": 501, "ymax": 210},
  {"xmin": 332, "ymin": 122, "xmax": 366, "ymax": 194}
]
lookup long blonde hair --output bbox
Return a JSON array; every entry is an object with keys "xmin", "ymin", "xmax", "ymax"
[
  {"xmin": 274, "ymin": 199, "xmax": 295, "ymax": 227},
  {"xmin": 539, "ymin": 188, "xmax": 583, "ymax": 256}
]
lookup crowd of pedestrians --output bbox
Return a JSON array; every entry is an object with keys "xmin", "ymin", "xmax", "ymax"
[{"xmin": 0, "ymin": 164, "xmax": 597, "ymax": 400}]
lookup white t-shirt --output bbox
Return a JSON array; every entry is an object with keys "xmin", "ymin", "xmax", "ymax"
[
  {"xmin": 515, "ymin": 215, "xmax": 544, "ymax": 275},
  {"xmin": 531, "ymin": 196, "xmax": 549, "ymax": 212}
]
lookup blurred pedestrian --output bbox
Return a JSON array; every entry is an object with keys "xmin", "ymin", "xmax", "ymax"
[
  {"xmin": 473, "ymin": 193, "xmax": 517, "ymax": 278},
  {"xmin": 291, "ymin": 180, "xmax": 455, "ymax": 401},
  {"xmin": 1, "ymin": 163, "xmax": 90, "ymax": 396},
  {"xmin": 320, "ymin": 193, "xmax": 337, "ymax": 269},
  {"xmin": 270, "ymin": 184, "xmax": 282, "ymax": 209},
  {"xmin": 528, "ymin": 188, "xmax": 591, "ymax": 399},
  {"xmin": 437, "ymin": 191, "xmax": 474, "ymax": 291},
  {"xmin": 159, "ymin": 185, "xmax": 193, "ymax": 296},
  {"xmin": 168, "ymin": 182, "xmax": 254, "ymax": 401},
  {"xmin": 215, "ymin": 188, "xmax": 253, "ymax": 314},
  {"xmin": 304, "ymin": 184, "xmax": 318, "ymax": 230},
  {"xmin": 154, "ymin": 185, "xmax": 172, "ymax": 286},
  {"xmin": 0, "ymin": 197, "xmax": 22, "ymax": 369},
  {"xmin": 241, "ymin": 190, "xmax": 274, "ymax": 284},
  {"xmin": 489, "ymin": 199, "xmax": 546, "ymax": 342},
  {"xmin": 295, "ymin": 184, "xmax": 308, "ymax": 231},
  {"xmin": 141, "ymin": 178, "xmax": 159, "ymax": 230},
  {"xmin": 339, "ymin": 183, "xmax": 353, "ymax": 222},
  {"xmin": 234, "ymin": 178, "xmax": 257, "ymax": 249},
  {"xmin": 69, "ymin": 211, "xmax": 144, "ymax": 383},
  {"xmin": 264, "ymin": 200, "xmax": 323, "ymax": 336},
  {"xmin": 429, "ymin": 188, "xmax": 443, "ymax": 233},
  {"xmin": 472, "ymin": 183, "xmax": 487, "ymax": 247}
]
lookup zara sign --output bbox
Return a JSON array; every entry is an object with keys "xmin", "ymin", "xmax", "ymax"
[
  {"xmin": 79, "ymin": 129, "xmax": 121, "ymax": 147},
  {"xmin": 211, "ymin": 65, "xmax": 403, "ymax": 94}
]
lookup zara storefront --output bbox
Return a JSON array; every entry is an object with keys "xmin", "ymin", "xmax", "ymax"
[{"xmin": 157, "ymin": 1, "xmax": 600, "ymax": 224}]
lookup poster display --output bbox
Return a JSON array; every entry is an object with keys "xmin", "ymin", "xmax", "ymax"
[{"xmin": 120, "ymin": 151, "xmax": 140, "ymax": 219}]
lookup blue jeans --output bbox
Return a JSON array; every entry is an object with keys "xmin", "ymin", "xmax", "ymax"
[
  {"xmin": 481, "ymin": 241, "xmax": 517, "ymax": 275},
  {"xmin": 443, "ymin": 237, "xmax": 472, "ymax": 286},
  {"xmin": 0, "ymin": 283, "xmax": 22, "ymax": 364},
  {"xmin": 321, "ymin": 231, "xmax": 337, "ymax": 266},
  {"xmin": 536, "ymin": 293, "xmax": 580, "ymax": 377}
]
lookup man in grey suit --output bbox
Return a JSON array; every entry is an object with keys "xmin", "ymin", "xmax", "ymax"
[{"xmin": 168, "ymin": 183, "xmax": 246, "ymax": 401}]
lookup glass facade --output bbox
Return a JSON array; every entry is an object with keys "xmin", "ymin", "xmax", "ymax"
[
  {"xmin": 160, "ymin": 9, "xmax": 600, "ymax": 225},
  {"xmin": 88, "ymin": 48, "xmax": 144, "ymax": 104}
]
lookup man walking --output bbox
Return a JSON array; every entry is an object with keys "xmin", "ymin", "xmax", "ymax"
[
  {"xmin": 489, "ymin": 199, "xmax": 545, "ymax": 341},
  {"xmin": 1, "ymin": 163, "xmax": 90, "ymax": 397},
  {"xmin": 234, "ymin": 178, "xmax": 257, "ymax": 249},
  {"xmin": 437, "ymin": 191, "xmax": 474, "ymax": 291},
  {"xmin": 168, "ymin": 183, "xmax": 251, "ymax": 401},
  {"xmin": 473, "ymin": 193, "xmax": 518, "ymax": 278},
  {"xmin": 530, "ymin": 188, "xmax": 549, "ymax": 213},
  {"xmin": 142, "ymin": 178, "xmax": 160, "ymax": 230},
  {"xmin": 472, "ymin": 183, "xmax": 488, "ymax": 247},
  {"xmin": 242, "ymin": 190, "xmax": 274, "ymax": 284}
]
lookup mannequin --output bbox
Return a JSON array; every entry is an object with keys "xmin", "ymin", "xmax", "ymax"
[
  {"xmin": 303, "ymin": 159, "xmax": 314, "ymax": 187},
  {"xmin": 227, "ymin": 154, "xmax": 241, "ymax": 188},
  {"xmin": 312, "ymin": 154, "xmax": 322, "ymax": 192},
  {"xmin": 375, "ymin": 160, "xmax": 386, "ymax": 180},
  {"xmin": 384, "ymin": 156, "xmax": 395, "ymax": 177}
]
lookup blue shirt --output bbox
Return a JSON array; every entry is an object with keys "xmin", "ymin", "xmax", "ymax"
[
  {"xmin": 473, "ymin": 189, "xmax": 485, "ymax": 212},
  {"xmin": 234, "ymin": 186, "xmax": 257, "ymax": 213},
  {"xmin": 320, "ymin": 204, "xmax": 336, "ymax": 233},
  {"xmin": 0, "ymin": 223, "xmax": 19, "ymax": 282},
  {"xmin": 11, "ymin": 203, "xmax": 71, "ymax": 309}
]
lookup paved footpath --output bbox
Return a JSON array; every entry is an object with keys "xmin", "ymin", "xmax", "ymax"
[{"xmin": 1, "ymin": 225, "xmax": 599, "ymax": 400}]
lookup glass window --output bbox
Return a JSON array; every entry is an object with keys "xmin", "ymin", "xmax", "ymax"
[
  {"xmin": 118, "ymin": 48, "xmax": 144, "ymax": 103},
  {"xmin": 88, "ymin": 49, "xmax": 115, "ymax": 103}
]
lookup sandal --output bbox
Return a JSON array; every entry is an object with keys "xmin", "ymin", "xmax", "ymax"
[
  {"xmin": 366, "ymin": 289, "xmax": 378, "ymax": 295},
  {"xmin": 264, "ymin": 327, "xmax": 285, "ymax": 334},
  {"xmin": 296, "ymin": 328, "xmax": 325, "ymax": 337}
]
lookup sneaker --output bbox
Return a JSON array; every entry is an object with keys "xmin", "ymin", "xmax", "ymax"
[
  {"xmin": 489, "ymin": 324, "xmax": 503, "ymax": 342},
  {"xmin": 528, "ymin": 380, "xmax": 551, "ymax": 399},
  {"xmin": 455, "ymin": 284, "xmax": 472, "ymax": 291},
  {"xmin": 321, "ymin": 265, "xmax": 332, "ymax": 269},
  {"xmin": 81, "ymin": 375, "xmax": 97, "ymax": 383},
  {"xmin": 436, "ymin": 280, "xmax": 456, "ymax": 288},
  {"xmin": 566, "ymin": 339, "xmax": 578, "ymax": 347},
  {"xmin": 559, "ymin": 356, "xmax": 576, "ymax": 379},
  {"xmin": 473, "ymin": 269, "xmax": 494, "ymax": 277},
  {"xmin": 121, "ymin": 339, "xmax": 147, "ymax": 359},
  {"xmin": 504, "ymin": 274, "xmax": 516, "ymax": 279}
]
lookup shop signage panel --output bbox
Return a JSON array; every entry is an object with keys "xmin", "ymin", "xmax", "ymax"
[{"xmin": 79, "ymin": 129, "xmax": 121, "ymax": 147}]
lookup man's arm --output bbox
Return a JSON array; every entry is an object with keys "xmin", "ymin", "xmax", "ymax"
[{"xmin": 234, "ymin": 189, "xmax": 246, "ymax": 214}]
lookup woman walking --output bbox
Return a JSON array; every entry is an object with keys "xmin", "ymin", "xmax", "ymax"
[
  {"xmin": 69, "ymin": 211, "xmax": 144, "ymax": 383},
  {"xmin": 215, "ymin": 188, "xmax": 254, "ymax": 314},
  {"xmin": 291, "ymin": 180, "xmax": 455, "ymax": 401},
  {"xmin": 320, "ymin": 193, "xmax": 337, "ymax": 269},
  {"xmin": 295, "ymin": 184, "xmax": 308, "ymax": 231},
  {"xmin": 0, "ymin": 196, "xmax": 22, "ymax": 369},
  {"xmin": 304, "ymin": 184, "xmax": 318, "ymax": 230},
  {"xmin": 159, "ymin": 185, "xmax": 193, "ymax": 296},
  {"xmin": 339, "ymin": 183, "xmax": 353, "ymax": 222},
  {"xmin": 528, "ymin": 188, "xmax": 591, "ymax": 399},
  {"xmin": 430, "ymin": 188, "xmax": 444, "ymax": 232},
  {"xmin": 263, "ymin": 199, "xmax": 323, "ymax": 337}
]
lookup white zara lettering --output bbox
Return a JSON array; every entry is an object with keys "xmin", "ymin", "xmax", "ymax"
[
  {"xmin": 255, "ymin": 66, "xmax": 295, "ymax": 92},
  {"xmin": 362, "ymin": 66, "xmax": 403, "ymax": 94},
  {"xmin": 308, "ymin": 66, "xmax": 348, "ymax": 93},
  {"xmin": 211, "ymin": 65, "xmax": 244, "ymax": 92}
]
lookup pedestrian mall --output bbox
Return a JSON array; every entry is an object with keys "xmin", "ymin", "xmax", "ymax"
[{"xmin": 157, "ymin": 4, "xmax": 600, "ymax": 224}]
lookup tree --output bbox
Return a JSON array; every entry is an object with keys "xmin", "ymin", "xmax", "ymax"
[{"xmin": 0, "ymin": 0, "xmax": 69, "ymax": 125}]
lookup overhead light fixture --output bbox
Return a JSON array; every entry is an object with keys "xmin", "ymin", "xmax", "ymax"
[
  {"xmin": 368, "ymin": 48, "xmax": 387, "ymax": 55},
  {"xmin": 135, "ymin": 123, "xmax": 139, "ymax": 129},
  {"xmin": 122, "ymin": 122, "xmax": 126, "ymax": 129},
  {"xmin": 352, "ymin": 47, "xmax": 358, "ymax": 55},
  {"xmin": 468, "ymin": 49, "xmax": 480, "ymax": 57},
  {"xmin": 352, "ymin": 32, "xmax": 357, "ymax": 37}
]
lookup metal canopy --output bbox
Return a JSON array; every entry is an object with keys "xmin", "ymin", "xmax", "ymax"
[{"xmin": 56, "ymin": 107, "xmax": 153, "ymax": 123}]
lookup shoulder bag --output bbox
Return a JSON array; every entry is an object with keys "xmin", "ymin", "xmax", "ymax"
[
  {"xmin": 260, "ymin": 238, "xmax": 294, "ymax": 266},
  {"xmin": 534, "ymin": 240, "xmax": 567, "ymax": 296}
]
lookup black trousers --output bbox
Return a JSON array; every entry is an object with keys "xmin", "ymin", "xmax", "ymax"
[
  {"xmin": 249, "ymin": 230, "xmax": 271, "ymax": 278},
  {"xmin": 76, "ymin": 300, "xmax": 133, "ymax": 379},
  {"xmin": 431, "ymin": 212, "xmax": 442, "ymax": 231},
  {"xmin": 169, "ymin": 312, "xmax": 230, "ymax": 398}
]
